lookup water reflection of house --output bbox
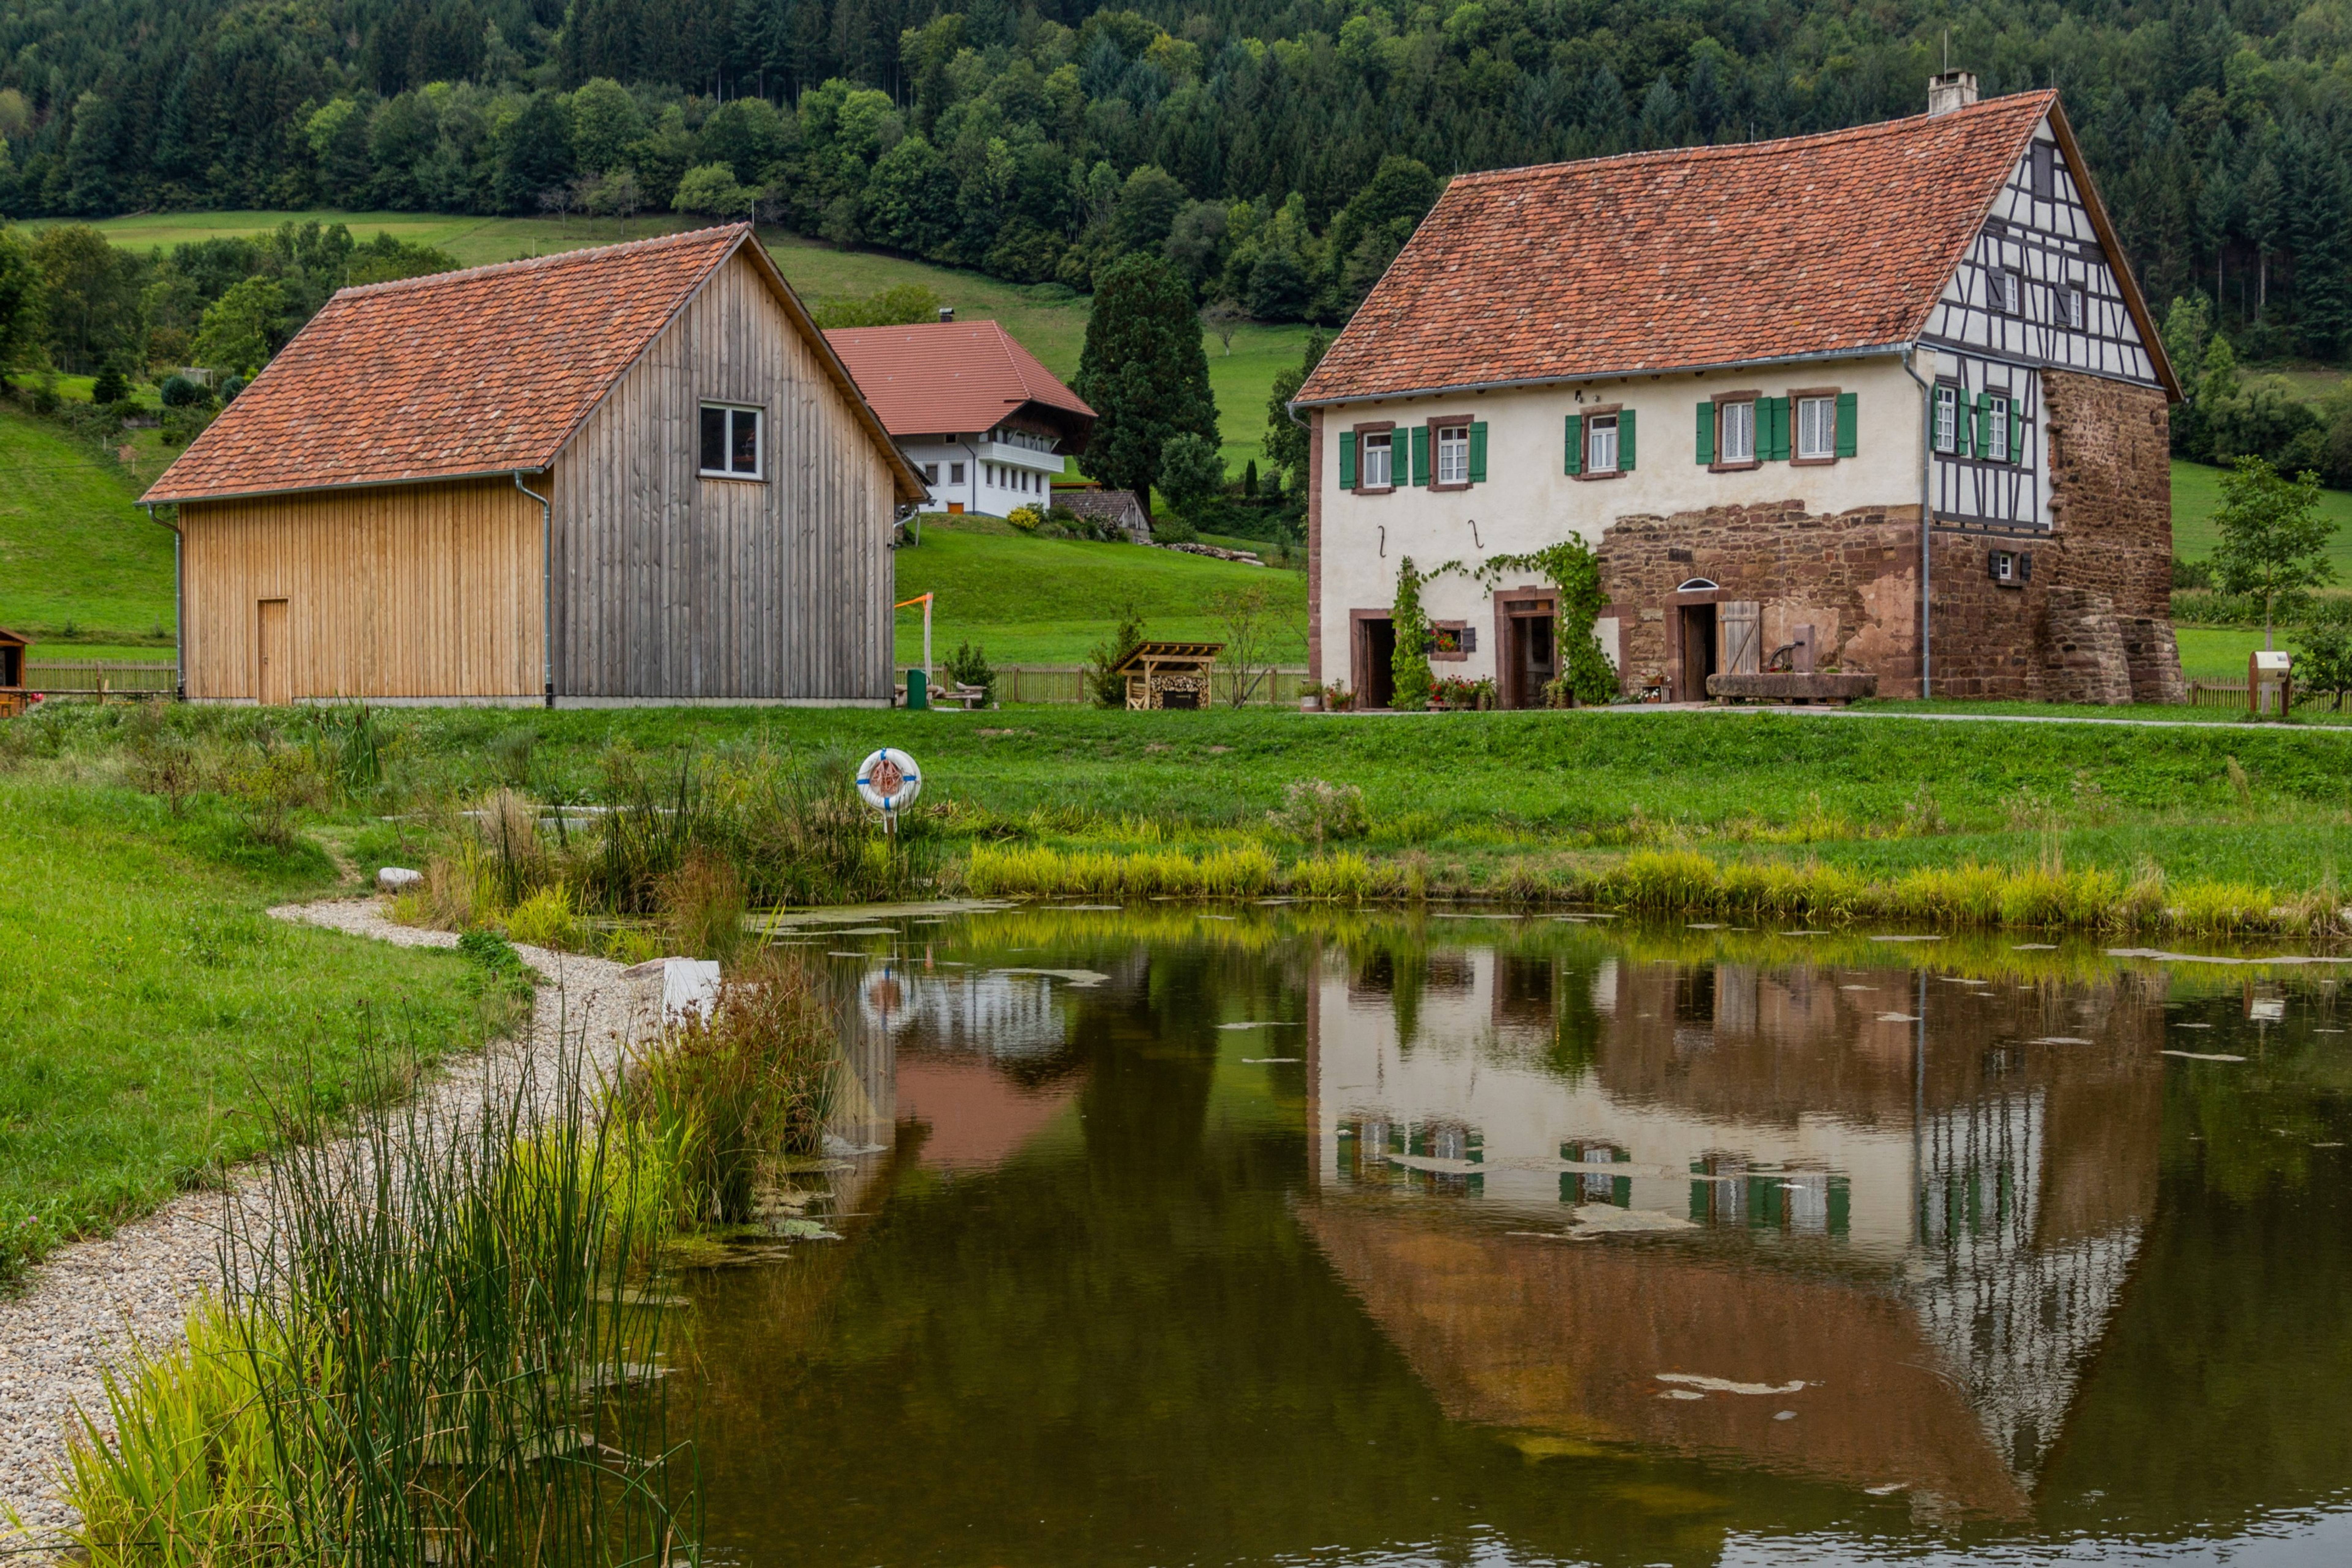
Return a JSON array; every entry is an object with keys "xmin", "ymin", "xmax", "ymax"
[
  {"xmin": 855, "ymin": 966, "xmax": 1087, "ymax": 1171},
  {"xmin": 1303, "ymin": 945, "xmax": 2164, "ymax": 1513}
]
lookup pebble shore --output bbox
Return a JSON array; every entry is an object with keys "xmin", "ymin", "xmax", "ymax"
[{"xmin": 0, "ymin": 900, "xmax": 644, "ymax": 1554}]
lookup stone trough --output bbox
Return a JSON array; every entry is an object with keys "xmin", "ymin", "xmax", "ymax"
[{"xmin": 1706, "ymin": 671, "xmax": 1880, "ymax": 705}]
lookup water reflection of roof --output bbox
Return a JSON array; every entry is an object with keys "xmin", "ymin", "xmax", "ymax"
[
  {"xmin": 897, "ymin": 1055, "xmax": 1080, "ymax": 1171},
  {"xmin": 1302, "ymin": 1200, "xmax": 2033, "ymax": 1517},
  {"xmin": 1308, "ymin": 945, "xmax": 2168, "ymax": 1504}
]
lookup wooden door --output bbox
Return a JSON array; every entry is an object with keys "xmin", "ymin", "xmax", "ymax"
[
  {"xmin": 1507, "ymin": 613, "xmax": 1556, "ymax": 708},
  {"xmin": 257, "ymin": 599, "xmax": 290, "ymax": 705},
  {"xmin": 1719, "ymin": 601, "xmax": 1762, "ymax": 677},
  {"xmin": 1678, "ymin": 604, "xmax": 1717, "ymax": 700}
]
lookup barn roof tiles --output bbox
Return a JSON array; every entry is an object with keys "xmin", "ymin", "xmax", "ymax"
[
  {"xmin": 824, "ymin": 319, "xmax": 1095, "ymax": 439},
  {"xmin": 145, "ymin": 224, "xmax": 920, "ymax": 504},
  {"xmin": 1298, "ymin": 91, "xmax": 2082, "ymax": 406}
]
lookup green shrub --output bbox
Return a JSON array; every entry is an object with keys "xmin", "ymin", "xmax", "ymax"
[
  {"xmin": 942, "ymin": 639, "xmax": 994, "ymax": 701},
  {"xmin": 1085, "ymin": 606, "xmax": 1147, "ymax": 707},
  {"xmin": 619, "ymin": 950, "xmax": 837, "ymax": 1224},
  {"xmin": 1270, "ymin": 778, "xmax": 1370, "ymax": 847},
  {"xmin": 159, "ymin": 374, "xmax": 207, "ymax": 408},
  {"xmin": 91, "ymin": 364, "xmax": 129, "ymax": 404}
]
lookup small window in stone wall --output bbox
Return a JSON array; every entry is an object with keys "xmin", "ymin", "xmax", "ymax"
[{"xmin": 1988, "ymin": 549, "xmax": 2031, "ymax": 586}]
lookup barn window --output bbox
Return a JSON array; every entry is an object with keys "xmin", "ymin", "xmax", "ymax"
[
  {"xmin": 2056, "ymin": 284, "xmax": 2085, "ymax": 329},
  {"xmin": 699, "ymin": 404, "xmax": 762, "ymax": 478},
  {"xmin": 922, "ymin": 462, "xmax": 939, "ymax": 486},
  {"xmin": 1990, "ymin": 269, "xmax": 2022, "ymax": 315},
  {"xmin": 950, "ymin": 462, "xmax": 965, "ymax": 484}
]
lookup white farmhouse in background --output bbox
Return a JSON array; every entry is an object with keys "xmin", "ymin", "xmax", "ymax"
[{"xmin": 826, "ymin": 317, "xmax": 1095, "ymax": 517}]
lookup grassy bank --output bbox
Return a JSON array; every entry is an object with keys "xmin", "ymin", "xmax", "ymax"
[
  {"xmin": 13, "ymin": 702, "xmax": 2352, "ymax": 944},
  {"xmin": 0, "ymin": 776, "xmax": 528, "ymax": 1279}
]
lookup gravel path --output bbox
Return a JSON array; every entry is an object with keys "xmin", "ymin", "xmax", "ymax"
[{"xmin": 0, "ymin": 900, "xmax": 652, "ymax": 1554}]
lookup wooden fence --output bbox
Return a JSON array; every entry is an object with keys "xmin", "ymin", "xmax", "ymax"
[
  {"xmin": 23, "ymin": 659, "xmax": 177, "ymax": 696},
  {"xmin": 977, "ymin": 664, "xmax": 1313, "ymax": 707},
  {"xmin": 2187, "ymin": 679, "xmax": 2349, "ymax": 714},
  {"xmin": 15, "ymin": 661, "xmax": 1307, "ymax": 706}
]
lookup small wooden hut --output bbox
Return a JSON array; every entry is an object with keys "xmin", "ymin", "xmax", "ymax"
[
  {"xmin": 1115, "ymin": 641, "xmax": 1224, "ymax": 709},
  {"xmin": 0, "ymin": 628, "xmax": 26, "ymax": 717}
]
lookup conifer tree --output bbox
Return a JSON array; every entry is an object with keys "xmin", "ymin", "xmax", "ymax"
[{"xmin": 1073, "ymin": 254, "xmax": 1217, "ymax": 515}]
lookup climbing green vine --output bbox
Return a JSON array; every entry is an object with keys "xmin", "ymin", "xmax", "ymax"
[
  {"xmin": 1476, "ymin": 540, "xmax": 1619, "ymax": 704},
  {"xmin": 1390, "ymin": 556, "xmax": 1435, "ymax": 710}
]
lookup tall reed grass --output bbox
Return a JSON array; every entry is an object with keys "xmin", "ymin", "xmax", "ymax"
[
  {"xmin": 618, "ymin": 951, "xmax": 838, "ymax": 1226},
  {"xmin": 63, "ymin": 1037, "xmax": 694, "ymax": 1568},
  {"xmin": 1584, "ymin": 847, "xmax": 2340, "ymax": 935},
  {"xmin": 964, "ymin": 842, "xmax": 1280, "ymax": 898}
]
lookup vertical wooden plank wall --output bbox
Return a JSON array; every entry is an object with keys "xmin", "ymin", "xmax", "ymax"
[
  {"xmin": 179, "ymin": 478, "xmax": 542, "ymax": 700},
  {"xmin": 552, "ymin": 251, "xmax": 893, "ymax": 701}
]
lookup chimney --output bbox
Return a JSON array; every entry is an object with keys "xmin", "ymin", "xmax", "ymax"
[
  {"xmin": 1928, "ymin": 70, "xmax": 1978, "ymax": 116},
  {"xmin": 938, "ymin": 306, "xmax": 956, "ymax": 323}
]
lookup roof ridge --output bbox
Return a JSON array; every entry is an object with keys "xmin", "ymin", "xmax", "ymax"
[
  {"xmin": 331, "ymin": 222, "xmax": 750, "ymax": 301},
  {"xmin": 1449, "ymin": 89, "xmax": 2055, "ymax": 190}
]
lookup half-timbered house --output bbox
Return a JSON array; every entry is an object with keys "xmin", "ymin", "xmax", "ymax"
[
  {"xmin": 1295, "ymin": 76, "xmax": 2183, "ymax": 706},
  {"xmin": 144, "ymin": 225, "xmax": 926, "ymax": 706}
]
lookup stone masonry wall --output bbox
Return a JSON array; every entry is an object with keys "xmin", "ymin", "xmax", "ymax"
[
  {"xmin": 1594, "ymin": 370, "xmax": 2182, "ymax": 704},
  {"xmin": 1599, "ymin": 503, "xmax": 1928, "ymax": 698}
]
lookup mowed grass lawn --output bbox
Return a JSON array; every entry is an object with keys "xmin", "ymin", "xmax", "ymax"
[
  {"xmin": 0, "ymin": 779, "xmax": 522, "ymax": 1278},
  {"xmin": 276, "ymin": 701, "xmax": 2352, "ymax": 890},
  {"xmin": 891, "ymin": 516, "xmax": 1305, "ymax": 665}
]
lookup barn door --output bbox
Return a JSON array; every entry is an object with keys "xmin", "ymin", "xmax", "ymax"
[
  {"xmin": 257, "ymin": 599, "xmax": 290, "ymax": 706},
  {"xmin": 1718, "ymin": 601, "xmax": 1762, "ymax": 677}
]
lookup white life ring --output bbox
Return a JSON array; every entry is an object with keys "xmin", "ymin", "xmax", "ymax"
[{"xmin": 856, "ymin": 748, "xmax": 923, "ymax": 813}]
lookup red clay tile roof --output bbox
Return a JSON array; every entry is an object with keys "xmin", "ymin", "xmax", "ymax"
[
  {"xmin": 824, "ymin": 320, "xmax": 1095, "ymax": 442},
  {"xmin": 1299, "ymin": 92, "xmax": 2157, "ymax": 406},
  {"xmin": 145, "ymin": 225, "xmax": 923, "ymax": 505}
]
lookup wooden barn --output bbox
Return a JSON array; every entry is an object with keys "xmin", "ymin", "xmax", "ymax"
[{"xmin": 142, "ymin": 224, "xmax": 926, "ymax": 706}]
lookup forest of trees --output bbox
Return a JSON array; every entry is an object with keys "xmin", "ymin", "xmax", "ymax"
[{"xmin": 3, "ymin": 0, "xmax": 2352, "ymax": 358}]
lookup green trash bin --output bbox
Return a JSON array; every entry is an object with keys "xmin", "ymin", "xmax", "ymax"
[{"xmin": 906, "ymin": 668, "xmax": 929, "ymax": 710}]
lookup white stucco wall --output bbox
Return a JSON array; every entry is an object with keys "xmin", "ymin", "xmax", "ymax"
[
  {"xmin": 901, "ymin": 437, "xmax": 1065, "ymax": 515},
  {"xmin": 1311, "ymin": 354, "xmax": 1929, "ymax": 689}
]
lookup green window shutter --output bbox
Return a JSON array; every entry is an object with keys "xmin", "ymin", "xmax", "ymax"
[
  {"xmin": 1760, "ymin": 397, "xmax": 1784, "ymax": 461},
  {"xmin": 1956, "ymin": 393, "xmax": 1973, "ymax": 456},
  {"xmin": 1468, "ymin": 421, "xmax": 1488, "ymax": 483},
  {"xmin": 1975, "ymin": 393, "xmax": 1993, "ymax": 455},
  {"xmin": 1411, "ymin": 424, "xmax": 1430, "ymax": 486},
  {"xmin": 2008, "ymin": 401, "xmax": 2025, "ymax": 464},
  {"xmin": 1695, "ymin": 401, "xmax": 1714, "ymax": 465},
  {"xmin": 1563, "ymin": 414, "xmax": 1583, "ymax": 475},
  {"xmin": 1619, "ymin": 408, "xmax": 1637, "ymax": 470},
  {"xmin": 1835, "ymin": 392, "xmax": 1858, "ymax": 458},
  {"xmin": 1338, "ymin": 430, "xmax": 1358, "ymax": 489}
]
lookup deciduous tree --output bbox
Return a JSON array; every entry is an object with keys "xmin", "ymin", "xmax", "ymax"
[{"xmin": 2213, "ymin": 455, "xmax": 2336, "ymax": 647}]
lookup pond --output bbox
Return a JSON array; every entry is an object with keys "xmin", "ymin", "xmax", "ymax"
[{"xmin": 678, "ymin": 909, "xmax": 2352, "ymax": 1566}]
